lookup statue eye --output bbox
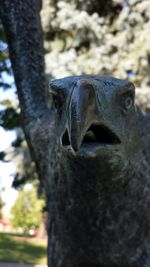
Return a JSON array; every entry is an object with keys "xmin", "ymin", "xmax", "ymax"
[{"xmin": 123, "ymin": 96, "xmax": 133, "ymax": 111}]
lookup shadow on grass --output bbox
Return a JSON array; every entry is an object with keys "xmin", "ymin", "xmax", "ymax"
[{"xmin": 0, "ymin": 233, "xmax": 47, "ymax": 265}]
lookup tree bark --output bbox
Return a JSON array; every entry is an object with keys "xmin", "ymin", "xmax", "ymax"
[
  {"xmin": 0, "ymin": 1, "xmax": 48, "ymax": 123},
  {"xmin": 0, "ymin": 0, "xmax": 56, "ymax": 184},
  {"xmin": 0, "ymin": 2, "xmax": 60, "ymax": 266}
]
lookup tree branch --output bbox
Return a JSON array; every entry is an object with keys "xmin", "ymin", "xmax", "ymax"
[{"xmin": 0, "ymin": 0, "xmax": 50, "ymax": 127}]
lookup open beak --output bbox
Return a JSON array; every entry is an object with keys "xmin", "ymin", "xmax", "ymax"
[{"xmin": 62, "ymin": 79, "xmax": 121, "ymax": 152}]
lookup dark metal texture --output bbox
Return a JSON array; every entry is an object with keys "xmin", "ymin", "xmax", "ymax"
[{"xmin": 1, "ymin": 1, "xmax": 150, "ymax": 266}]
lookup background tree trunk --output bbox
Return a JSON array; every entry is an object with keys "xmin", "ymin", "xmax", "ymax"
[
  {"xmin": 0, "ymin": 1, "xmax": 60, "ymax": 266},
  {"xmin": 0, "ymin": 0, "xmax": 55, "ymax": 184}
]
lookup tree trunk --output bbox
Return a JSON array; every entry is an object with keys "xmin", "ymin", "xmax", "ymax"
[
  {"xmin": 0, "ymin": 2, "xmax": 56, "ymax": 264},
  {"xmin": 0, "ymin": 0, "xmax": 56, "ymax": 187}
]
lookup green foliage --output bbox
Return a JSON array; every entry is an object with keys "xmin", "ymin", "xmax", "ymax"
[
  {"xmin": 0, "ymin": 233, "xmax": 46, "ymax": 265},
  {"xmin": 67, "ymin": 0, "xmax": 114, "ymax": 16},
  {"xmin": 11, "ymin": 187, "xmax": 44, "ymax": 231},
  {"xmin": 0, "ymin": 196, "xmax": 4, "ymax": 219},
  {"xmin": 0, "ymin": 107, "xmax": 20, "ymax": 129},
  {"xmin": 0, "ymin": 184, "xmax": 4, "ymax": 219},
  {"xmin": 0, "ymin": 24, "xmax": 9, "ymax": 62}
]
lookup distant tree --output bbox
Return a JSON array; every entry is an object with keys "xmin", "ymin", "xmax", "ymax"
[
  {"xmin": 0, "ymin": 196, "xmax": 4, "ymax": 219},
  {"xmin": 69, "ymin": 0, "xmax": 114, "ymax": 16},
  {"xmin": 0, "ymin": 182, "xmax": 4, "ymax": 219},
  {"xmin": 11, "ymin": 187, "xmax": 44, "ymax": 232}
]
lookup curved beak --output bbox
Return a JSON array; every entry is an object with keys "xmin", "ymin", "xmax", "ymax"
[{"xmin": 68, "ymin": 79, "xmax": 98, "ymax": 152}]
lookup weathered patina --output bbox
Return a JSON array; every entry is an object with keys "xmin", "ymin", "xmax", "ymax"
[
  {"xmin": 1, "ymin": 1, "xmax": 150, "ymax": 266},
  {"xmin": 47, "ymin": 75, "xmax": 150, "ymax": 267}
]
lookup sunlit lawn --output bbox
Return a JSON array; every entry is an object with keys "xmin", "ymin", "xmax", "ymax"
[{"xmin": 0, "ymin": 232, "xmax": 47, "ymax": 265}]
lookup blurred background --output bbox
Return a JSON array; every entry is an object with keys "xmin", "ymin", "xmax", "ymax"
[{"xmin": 0, "ymin": 0, "xmax": 150, "ymax": 265}]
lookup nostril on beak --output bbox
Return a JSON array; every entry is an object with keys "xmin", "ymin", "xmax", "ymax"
[{"xmin": 62, "ymin": 130, "xmax": 70, "ymax": 146}]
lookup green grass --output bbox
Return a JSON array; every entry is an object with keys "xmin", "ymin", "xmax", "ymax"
[{"xmin": 0, "ymin": 233, "xmax": 47, "ymax": 265}]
